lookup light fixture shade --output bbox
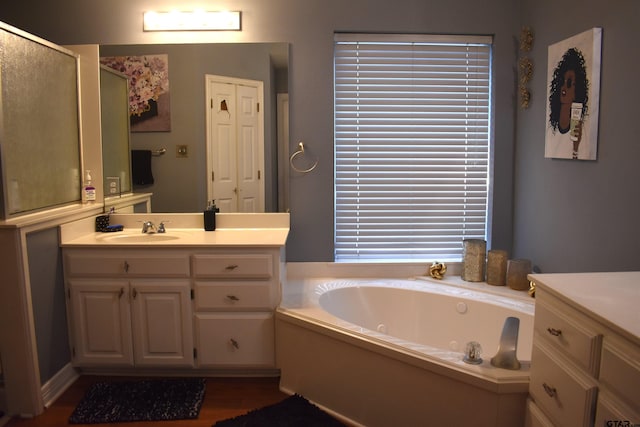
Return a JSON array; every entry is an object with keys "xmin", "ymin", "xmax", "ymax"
[{"xmin": 143, "ymin": 11, "xmax": 241, "ymax": 31}]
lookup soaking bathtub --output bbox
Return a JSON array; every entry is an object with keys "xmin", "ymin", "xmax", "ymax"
[{"xmin": 275, "ymin": 265, "xmax": 535, "ymax": 427}]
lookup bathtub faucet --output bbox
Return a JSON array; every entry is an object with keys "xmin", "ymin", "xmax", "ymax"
[{"xmin": 490, "ymin": 317, "xmax": 521, "ymax": 370}]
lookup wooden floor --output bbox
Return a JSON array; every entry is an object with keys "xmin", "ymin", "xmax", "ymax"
[{"xmin": 5, "ymin": 376, "xmax": 289, "ymax": 427}]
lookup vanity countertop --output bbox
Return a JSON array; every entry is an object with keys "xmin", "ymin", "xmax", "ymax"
[
  {"xmin": 59, "ymin": 212, "xmax": 290, "ymax": 247},
  {"xmin": 529, "ymin": 271, "xmax": 640, "ymax": 344}
]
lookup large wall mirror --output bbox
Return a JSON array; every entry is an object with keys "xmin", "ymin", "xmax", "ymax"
[
  {"xmin": 99, "ymin": 43, "xmax": 289, "ymax": 214},
  {"xmin": 100, "ymin": 65, "xmax": 132, "ymax": 199}
]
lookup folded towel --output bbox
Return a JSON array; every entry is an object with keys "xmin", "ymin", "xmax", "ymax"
[{"xmin": 131, "ymin": 150, "xmax": 154, "ymax": 185}]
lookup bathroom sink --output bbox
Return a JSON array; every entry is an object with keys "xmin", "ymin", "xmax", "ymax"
[{"xmin": 97, "ymin": 232, "xmax": 184, "ymax": 243}]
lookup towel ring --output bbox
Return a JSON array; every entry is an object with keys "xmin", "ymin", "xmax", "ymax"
[{"xmin": 289, "ymin": 142, "xmax": 318, "ymax": 173}]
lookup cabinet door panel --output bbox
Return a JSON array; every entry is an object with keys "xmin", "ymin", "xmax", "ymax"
[
  {"xmin": 194, "ymin": 312, "xmax": 274, "ymax": 367},
  {"xmin": 69, "ymin": 280, "xmax": 133, "ymax": 366},
  {"xmin": 599, "ymin": 337, "xmax": 640, "ymax": 411},
  {"xmin": 131, "ymin": 281, "xmax": 193, "ymax": 367}
]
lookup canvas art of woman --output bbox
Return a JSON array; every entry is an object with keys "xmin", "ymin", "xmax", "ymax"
[{"xmin": 544, "ymin": 28, "xmax": 602, "ymax": 160}]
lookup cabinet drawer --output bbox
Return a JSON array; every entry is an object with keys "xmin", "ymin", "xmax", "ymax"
[
  {"xmin": 64, "ymin": 252, "xmax": 190, "ymax": 277},
  {"xmin": 529, "ymin": 341, "xmax": 597, "ymax": 427},
  {"xmin": 534, "ymin": 298, "xmax": 601, "ymax": 375},
  {"xmin": 194, "ymin": 312, "xmax": 274, "ymax": 367},
  {"xmin": 599, "ymin": 337, "xmax": 640, "ymax": 411},
  {"xmin": 192, "ymin": 254, "xmax": 273, "ymax": 279},
  {"xmin": 194, "ymin": 281, "xmax": 276, "ymax": 311},
  {"xmin": 525, "ymin": 399, "xmax": 555, "ymax": 427}
]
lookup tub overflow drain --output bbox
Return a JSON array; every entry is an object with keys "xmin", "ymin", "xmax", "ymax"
[{"xmin": 456, "ymin": 302, "xmax": 468, "ymax": 314}]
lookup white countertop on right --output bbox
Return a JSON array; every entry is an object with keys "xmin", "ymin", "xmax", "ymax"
[{"xmin": 529, "ymin": 271, "xmax": 640, "ymax": 344}]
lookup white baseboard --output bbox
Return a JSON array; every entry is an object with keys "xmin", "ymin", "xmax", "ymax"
[{"xmin": 40, "ymin": 364, "xmax": 79, "ymax": 408}]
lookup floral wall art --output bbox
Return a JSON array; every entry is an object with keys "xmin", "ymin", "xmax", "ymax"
[
  {"xmin": 544, "ymin": 28, "xmax": 602, "ymax": 160},
  {"xmin": 100, "ymin": 54, "xmax": 171, "ymax": 132}
]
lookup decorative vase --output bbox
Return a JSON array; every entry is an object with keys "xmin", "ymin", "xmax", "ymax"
[
  {"xmin": 506, "ymin": 259, "xmax": 532, "ymax": 290},
  {"xmin": 486, "ymin": 250, "xmax": 508, "ymax": 286},
  {"xmin": 461, "ymin": 239, "xmax": 486, "ymax": 282}
]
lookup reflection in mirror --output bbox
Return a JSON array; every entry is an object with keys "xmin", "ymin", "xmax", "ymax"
[
  {"xmin": 100, "ymin": 65, "xmax": 132, "ymax": 199},
  {"xmin": 99, "ymin": 43, "xmax": 289, "ymax": 214}
]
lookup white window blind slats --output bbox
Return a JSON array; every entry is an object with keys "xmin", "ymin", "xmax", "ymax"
[{"xmin": 334, "ymin": 35, "xmax": 492, "ymax": 262}]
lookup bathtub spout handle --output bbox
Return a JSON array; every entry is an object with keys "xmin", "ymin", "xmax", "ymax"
[{"xmin": 490, "ymin": 317, "xmax": 521, "ymax": 370}]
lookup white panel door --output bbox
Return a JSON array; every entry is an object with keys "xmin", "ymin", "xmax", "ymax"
[
  {"xmin": 209, "ymin": 82, "xmax": 237, "ymax": 212},
  {"xmin": 236, "ymin": 84, "xmax": 261, "ymax": 212},
  {"xmin": 206, "ymin": 75, "xmax": 264, "ymax": 212}
]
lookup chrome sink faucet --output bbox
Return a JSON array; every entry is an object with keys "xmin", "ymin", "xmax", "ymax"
[
  {"xmin": 141, "ymin": 221, "xmax": 157, "ymax": 234},
  {"xmin": 141, "ymin": 221, "xmax": 167, "ymax": 233}
]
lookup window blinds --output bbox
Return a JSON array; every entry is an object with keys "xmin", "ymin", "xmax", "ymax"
[{"xmin": 334, "ymin": 34, "xmax": 492, "ymax": 262}]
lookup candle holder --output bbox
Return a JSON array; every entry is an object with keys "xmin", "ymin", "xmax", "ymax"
[
  {"xmin": 506, "ymin": 259, "xmax": 532, "ymax": 290},
  {"xmin": 486, "ymin": 250, "xmax": 508, "ymax": 286},
  {"xmin": 461, "ymin": 239, "xmax": 486, "ymax": 282}
]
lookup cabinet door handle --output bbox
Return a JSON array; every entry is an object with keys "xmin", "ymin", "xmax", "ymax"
[
  {"xmin": 546, "ymin": 327, "xmax": 562, "ymax": 337},
  {"xmin": 542, "ymin": 382, "xmax": 557, "ymax": 398},
  {"xmin": 119, "ymin": 288, "xmax": 124, "ymax": 299},
  {"xmin": 132, "ymin": 288, "xmax": 137, "ymax": 299},
  {"xmin": 226, "ymin": 295, "xmax": 240, "ymax": 302},
  {"xmin": 124, "ymin": 261, "xmax": 130, "ymax": 273},
  {"xmin": 229, "ymin": 338, "xmax": 239, "ymax": 349},
  {"xmin": 225, "ymin": 264, "xmax": 239, "ymax": 270}
]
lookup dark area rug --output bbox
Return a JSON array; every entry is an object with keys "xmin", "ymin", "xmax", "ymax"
[
  {"xmin": 69, "ymin": 377, "xmax": 206, "ymax": 424},
  {"xmin": 213, "ymin": 394, "xmax": 346, "ymax": 427}
]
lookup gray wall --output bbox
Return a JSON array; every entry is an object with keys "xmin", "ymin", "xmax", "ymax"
[
  {"xmin": 513, "ymin": 0, "xmax": 640, "ymax": 272},
  {"xmin": 0, "ymin": 0, "xmax": 519, "ymax": 262},
  {"xmin": 2, "ymin": 0, "xmax": 637, "ymax": 272},
  {"xmin": 26, "ymin": 228, "xmax": 70, "ymax": 384}
]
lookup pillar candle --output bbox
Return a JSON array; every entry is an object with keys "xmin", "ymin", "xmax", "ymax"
[
  {"xmin": 461, "ymin": 239, "xmax": 486, "ymax": 282},
  {"xmin": 506, "ymin": 259, "xmax": 532, "ymax": 290},
  {"xmin": 486, "ymin": 250, "xmax": 508, "ymax": 286}
]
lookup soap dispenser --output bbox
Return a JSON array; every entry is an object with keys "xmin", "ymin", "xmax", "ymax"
[
  {"xmin": 83, "ymin": 170, "xmax": 96, "ymax": 204},
  {"xmin": 204, "ymin": 200, "xmax": 218, "ymax": 231}
]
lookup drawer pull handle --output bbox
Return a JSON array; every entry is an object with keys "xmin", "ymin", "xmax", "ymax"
[
  {"xmin": 124, "ymin": 261, "xmax": 130, "ymax": 273},
  {"xmin": 229, "ymin": 338, "xmax": 239, "ymax": 349},
  {"xmin": 546, "ymin": 327, "xmax": 562, "ymax": 337},
  {"xmin": 132, "ymin": 288, "xmax": 137, "ymax": 299},
  {"xmin": 225, "ymin": 264, "xmax": 239, "ymax": 270},
  {"xmin": 542, "ymin": 383, "xmax": 557, "ymax": 398},
  {"xmin": 226, "ymin": 295, "xmax": 240, "ymax": 302}
]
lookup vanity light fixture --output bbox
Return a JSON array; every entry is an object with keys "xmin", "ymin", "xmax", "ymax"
[{"xmin": 143, "ymin": 10, "xmax": 241, "ymax": 31}]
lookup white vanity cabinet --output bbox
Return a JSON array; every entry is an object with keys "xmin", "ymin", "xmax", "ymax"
[
  {"xmin": 64, "ymin": 249, "xmax": 194, "ymax": 368},
  {"xmin": 526, "ymin": 273, "xmax": 640, "ymax": 427},
  {"xmin": 192, "ymin": 249, "xmax": 282, "ymax": 369},
  {"xmin": 60, "ymin": 212, "xmax": 290, "ymax": 374}
]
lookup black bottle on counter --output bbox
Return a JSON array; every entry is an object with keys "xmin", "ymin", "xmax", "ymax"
[{"xmin": 204, "ymin": 201, "xmax": 218, "ymax": 231}]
